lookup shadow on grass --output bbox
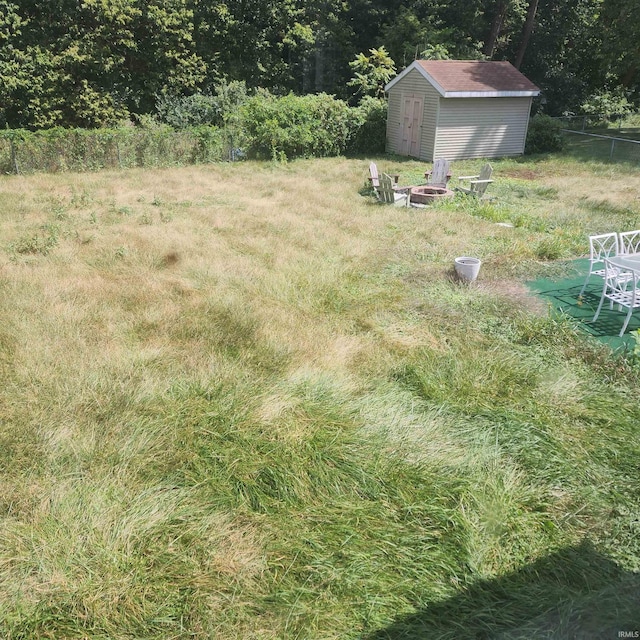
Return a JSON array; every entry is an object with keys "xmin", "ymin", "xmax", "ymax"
[{"xmin": 365, "ymin": 540, "xmax": 640, "ymax": 639}]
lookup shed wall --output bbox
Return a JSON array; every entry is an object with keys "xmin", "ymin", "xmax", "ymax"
[
  {"xmin": 434, "ymin": 97, "xmax": 532, "ymax": 160},
  {"xmin": 385, "ymin": 69, "xmax": 440, "ymax": 159}
]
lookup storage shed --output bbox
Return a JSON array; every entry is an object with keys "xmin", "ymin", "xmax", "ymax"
[{"xmin": 384, "ymin": 60, "xmax": 540, "ymax": 161}]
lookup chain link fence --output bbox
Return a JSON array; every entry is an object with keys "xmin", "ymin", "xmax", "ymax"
[{"xmin": 553, "ymin": 114, "xmax": 640, "ymax": 165}]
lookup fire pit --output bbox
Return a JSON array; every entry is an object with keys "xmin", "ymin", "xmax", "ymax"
[{"xmin": 410, "ymin": 185, "xmax": 455, "ymax": 205}]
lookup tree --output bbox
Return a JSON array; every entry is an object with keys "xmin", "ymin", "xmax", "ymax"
[
  {"xmin": 514, "ymin": 0, "xmax": 539, "ymax": 69},
  {"xmin": 596, "ymin": 0, "xmax": 640, "ymax": 93},
  {"xmin": 1, "ymin": 0, "xmax": 205, "ymax": 128},
  {"xmin": 347, "ymin": 46, "xmax": 396, "ymax": 99},
  {"xmin": 517, "ymin": 0, "xmax": 603, "ymax": 115}
]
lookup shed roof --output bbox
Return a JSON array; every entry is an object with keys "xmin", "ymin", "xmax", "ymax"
[{"xmin": 385, "ymin": 60, "xmax": 540, "ymax": 98}]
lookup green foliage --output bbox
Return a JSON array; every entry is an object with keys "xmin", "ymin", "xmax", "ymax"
[
  {"xmin": 347, "ymin": 47, "xmax": 396, "ymax": 100},
  {"xmin": 9, "ymin": 224, "xmax": 59, "ymax": 256},
  {"xmin": 241, "ymin": 91, "xmax": 353, "ymax": 161},
  {"xmin": 581, "ymin": 90, "xmax": 632, "ymax": 122},
  {"xmin": 345, "ymin": 96, "xmax": 387, "ymax": 155},
  {"xmin": 156, "ymin": 93, "xmax": 220, "ymax": 129},
  {"xmin": 1, "ymin": 0, "xmax": 639, "ymax": 126},
  {"xmin": 155, "ymin": 81, "xmax": 248, "ymax": 129},
  {"xmin": 0, "ymin": 88, "xmax": 387, "ymax": 172},
  {"xmin": 0, "ymin": 0, "xmax": 204, "ymax": 128},
  {"xmin": 0, "ymin": 125, "xmax": 229, "ymax": 173},
  {"xmin": 525, "ymin": 114, "xmax": 565, "ymax": 154},
  {"xmin": 420, "ymin": 43, "xmax": 451, "ymax": 60}
]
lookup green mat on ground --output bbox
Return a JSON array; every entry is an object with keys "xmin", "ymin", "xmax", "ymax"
[{"xmin": 527, "ymin": 258, "xmax": 639, "ymax": 352}]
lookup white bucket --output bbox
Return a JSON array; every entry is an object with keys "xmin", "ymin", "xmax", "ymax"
[{"xmin": 454, "ymin": 256, "xmax": 481, "ymax": 282}]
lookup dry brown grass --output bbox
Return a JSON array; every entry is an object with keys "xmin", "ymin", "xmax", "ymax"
[{"xmin": 1, "ymin": 156, "xmax": 640, "ymax": 638}]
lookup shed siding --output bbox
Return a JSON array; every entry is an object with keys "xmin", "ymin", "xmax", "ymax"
[
  {"xmin": 434, "ymin": 97, "xmax": 532, "ymax": 160},
  {"xmin": 385, "ymin": 69, "xmax": 440, "ymax": 159}
]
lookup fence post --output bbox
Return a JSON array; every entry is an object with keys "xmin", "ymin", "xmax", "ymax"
[
  {"xmin": 610, "ymin": 138, "xmax": 615, "ymax": 162},
  {"xmin": 9, "ymin": 137, "xmax": 19, "ymax": 174}
]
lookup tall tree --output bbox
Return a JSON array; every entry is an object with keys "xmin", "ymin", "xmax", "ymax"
[
  {"xmin": 513, "ymin": 0, "xmax": 539, "ymax": 68},
  {"xmin": 597, "ymin": 0, "xmax": 640, "ymax": 91},
  {"xmin": 518, "ymin": 0, "xmax": 602, "ymax": 114},
  {"xmin": 1, "ymin": 0, "xmax": 204, "ymax": 127}
]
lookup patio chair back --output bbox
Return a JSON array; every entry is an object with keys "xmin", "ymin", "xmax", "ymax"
[
  {"xmin": 618, "ymin": 229, "xmax": 640, "ymax": 255},
  {"xmin": 425, "ymin": 158, "xmax": 451, "ymax": 188},
  {"xmin": 579, "ymin": 232, "xmax": 619, "ymax": 296}
]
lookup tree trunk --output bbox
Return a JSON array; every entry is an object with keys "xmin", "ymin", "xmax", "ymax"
[
  {"xmin": 484, "ymin": 1, "xmax": 508, "ymax": 58},
  {"xmin": 514, "ymin": 0, "xmax": 539, "ymax": 69}
]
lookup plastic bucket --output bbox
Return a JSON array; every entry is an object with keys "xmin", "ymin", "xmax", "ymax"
[{"xmin": 454, "ymin": 256, "xmax": 481, "ymax": 282}]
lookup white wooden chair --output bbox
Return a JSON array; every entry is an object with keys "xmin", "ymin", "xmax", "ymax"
[
  {"xmin": 369, "ymin": 162, "xmax": 398, "ymax": 191},
  {"xmin": 579, "ymin": 232, "xmax": 621, "ymax": 296},
  {"xmin": 376, "ymin": 173, "xmax": 412, "ymax": 206},
  {"xmin": 592, "ymin": 258, "xmax": 640, "ymax": 336},
  {"xmin": 456, "ymin": 163, "xmax": 493, "ymax": 198},
  {"xmin": 618, "ymin": 229, "xmax": 640, "ymax": 255},
  {"xmin": 424, "ymin": 158, "xmax": 451, "ymax": 188}
]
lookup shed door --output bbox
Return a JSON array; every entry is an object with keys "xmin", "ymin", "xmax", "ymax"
[{"xmin": 400, "ymin": 96, "xmax": 423, "ymax": 157}]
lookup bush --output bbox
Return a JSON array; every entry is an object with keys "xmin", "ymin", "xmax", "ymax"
[
  {"xmin": 0, "ymin": 125, "xmax": 229, "ymax": 173},
  {"xmin": 156, "ymin": 81, "xmax": 249, "ymax": 129},
  {"xmin": 581, "ymin": 90, "xmax": 632, "ymax": 122},
  {"xmin": 156, "ymin": 94, "xmax": 220, "ymax": 129},
  {"xmin": 0, "ymin": 89, "xmax": 388, "ymax": 173},
  {"xmin": 241, "ymin": 91, "xmax": 353, "ymax": 161},
  {"xmin": 525, "ymin": 114, "xmax": 564, "ymax": 154},
  {"xmin": 346, "ymin": 96, "xmax": 387, "ymax": 155}
]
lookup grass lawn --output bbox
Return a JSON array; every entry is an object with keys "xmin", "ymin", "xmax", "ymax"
[{"xmin": 0, "ymin": 153, "xmax": 639, "ymax": 638}]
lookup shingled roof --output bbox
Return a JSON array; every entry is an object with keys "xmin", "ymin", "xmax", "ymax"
[{"xmin": 385, "ymin": 60, "xmax": 540, "ymax": 97}]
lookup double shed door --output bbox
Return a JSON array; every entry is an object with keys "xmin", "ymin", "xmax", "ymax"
[{"xmin": 400, "ymin": 94, "xmax": 423, "ymax": 158}]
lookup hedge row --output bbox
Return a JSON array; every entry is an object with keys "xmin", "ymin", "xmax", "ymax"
[
  {"xmin": 0, "ymin": 126, "xmax": 234, "ymax": 174},
  {"xmin": 0, "ymin": 95, "xmax": 387, "ymax": 174}
]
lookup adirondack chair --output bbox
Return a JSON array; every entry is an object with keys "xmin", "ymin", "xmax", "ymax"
[
  {"xmin": 368, "ymin": 162, "xmax": 399, "ymax": 191},
  {"xmin": 457, "ymin": 163, "xmax": 494, "ymax": 198},
  {"xmin": 424, "ymin": 158, "xmax": 451, "ymax": 187},
  {"xmin": 376, "ymin": 173, "xmax": 411, "ymax": 206}
]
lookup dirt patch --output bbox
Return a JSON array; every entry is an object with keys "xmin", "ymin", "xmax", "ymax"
[
  {"xmin": 501, "ymin": 169, "xmax": 540, "ymax": 180},
  {"xmin": 479, "ymin": 279, "xmax": 548, "ymax": 315}
]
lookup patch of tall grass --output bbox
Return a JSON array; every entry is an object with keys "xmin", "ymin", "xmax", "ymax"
[{"xmin": 0, "ymin": 156, "xmax": 639, "ymax": 637}]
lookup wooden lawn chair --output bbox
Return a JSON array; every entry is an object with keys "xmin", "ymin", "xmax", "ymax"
[
  {"xmin": 369, "ymin": 162, "xmax": 399, "ymax": 192},
  {"xmin": 424, "ymin": 158, "xmax": 451, "ymax": 188},
  {"xmin": 457, "ymin": 163, "xmax": 494, "ymax": 198},
  {"xmin": 376, "ymin": 173, "xmax": 412, "ymax": 207}
]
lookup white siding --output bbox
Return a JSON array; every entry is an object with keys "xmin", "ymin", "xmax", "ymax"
[
  {"xmin": 434, "ymin": 97, "xmax": 532, "ymax": 160},
  {"xmin": 385, "ymin": 69, "xmax": 440, "ymax": 159}
]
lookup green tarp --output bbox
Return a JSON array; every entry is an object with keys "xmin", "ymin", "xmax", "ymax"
[{"xmin": 527, "ymin": 258, "xmax": 639, "ymax": 352}]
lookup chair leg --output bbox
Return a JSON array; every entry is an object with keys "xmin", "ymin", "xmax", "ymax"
[
  {"xmin": 592, "ymin": 290, "xmax": 607, "ymax": 323},
  {"xmin": 619, "ymin": 307, "xmax": 635, "ymax": 336},
  {"xmin": 579, "ymin": 274, "xmax": 590, "ymax": 297}
]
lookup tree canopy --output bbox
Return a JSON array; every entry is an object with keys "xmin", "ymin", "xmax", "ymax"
[{"xmin": 0, "ymin": 0, "xmax": 638, "ymax": 128}]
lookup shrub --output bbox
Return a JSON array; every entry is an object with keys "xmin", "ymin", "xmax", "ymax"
[
  {"xmin": 0, "ymin": 125, "xmax": 228, "ymax": 173},
  {"xmin": 581, "ymin": 90, "xmax": 632, "ymax": 123},
  {"xmin": 346, "ymin": 96, "xmax": 387, "ymax": 155},
  {"xmin": 155, "ymin": 81, "xmax": 249, "ymax": 129},
  {"xmin": 240, "ymin": 91, "xmax": 353, "ymax": 161},
  {"xmin": 525, "ymin": 114, "xmax": 564, "ymax": 154},
  {"xmin": 156, "ymin": 94, "xmax": 220, "ymax": 129}
]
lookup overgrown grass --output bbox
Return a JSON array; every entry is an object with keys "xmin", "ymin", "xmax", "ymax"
[{"xmin": 0, "ymin": 155, "xmax": 639, "ymax": 638}]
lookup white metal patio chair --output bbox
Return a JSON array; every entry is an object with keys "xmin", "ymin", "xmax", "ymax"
[
  {"xmin": 618, "ymin": 229, "xmax": 640, "ymax": 256},
  {"xmin": 579, "ymin": 232, "xmax": 621, "ymax": 296},
  {"xmin": 592, "ymin": 258, "xmax": 640, "ymax": 337}
]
